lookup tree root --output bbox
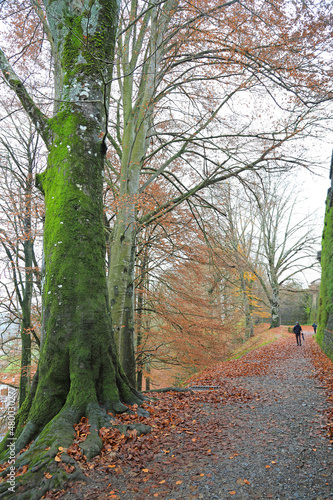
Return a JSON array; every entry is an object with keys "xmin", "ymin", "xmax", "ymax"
[
  {"xmin": 0, "ymin": 451, "xmax": 85, "ymax": 500},
  {"xmin": 0, "ymin": 404, "xmax": 151, "ymax": 499},
  {"xmin": 143, "ymin": 387, "xmax": 195, "ymax": 393},
  {"xmin": 0, "ymin": 406, "xmax": 83, "ymax": 499}
]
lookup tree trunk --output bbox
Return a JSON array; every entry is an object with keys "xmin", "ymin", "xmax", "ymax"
[
  {"xmin": 19, "ymin": 308, "xmax": 32, "ymax": 408},
  {"xmin": 240, "ymin": 273, "xmax": 254, "ymax": 339},
  {"xmin": 108, "ymin": 203, "xmax": 138, "ymax": 387},
  {"xmin": 0, "ymin": 2, "xmax": 146, "ymax": 497},
  {"xmin": 19, "ymin": 162, "xmax": 34, "ymax": 407},
  {"xmin": 271, "ymin": 286, "xmax": 280, "ymax": 328},
  {"xmin": 136, "ymin": 273, "xmax": 144, "ymax": 391},
  {"xmin": 136, "ymin": 238, "xmax": 150, "ymax": 390},
  {"xmin": 108, "ymin": 0, "xmax": 177, "ymax": 383},
  {"xmin": 145, "ymin": 355, "xmax": 151, "ymax": 391}
]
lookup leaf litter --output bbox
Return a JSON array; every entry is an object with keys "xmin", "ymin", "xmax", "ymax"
[{"xmin": 33, "ymin": 329, "xmax": 333, "ymax": 498}]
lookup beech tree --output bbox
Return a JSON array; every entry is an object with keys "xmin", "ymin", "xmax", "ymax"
[
  {"xmin": 212, "ymin": 185, "xmax": 270, "ymax": 338},
  {"xmin": 0, "ymin": 1, "xmax": 148, "ymax": 497},
  {"xmin": 135, "ymin": 234, "xmax": 234, "ymax": 384},
  {"xmin": 206, "ymin": 180, "xmax": 319, "ymax": 330},
  {"xmin": 133, "ymin": 191, "xmax": 268, "ymax": 387},
  {"xmin": 133, "ymin": 193, "xmax": 209, "ymax": 387}
]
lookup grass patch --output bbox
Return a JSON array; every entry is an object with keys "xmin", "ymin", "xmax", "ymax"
[{"xmin": 228, "ymin": 326, "xmax": 290, "ymax": 360}]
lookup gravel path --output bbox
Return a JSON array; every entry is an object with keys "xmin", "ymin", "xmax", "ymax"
[
  {"xmin": 53, "ymin": 331, "xmax": 333, "ymax": 500},
  {"xmin": 198, "ymin": 331, "xmax": 333, "ymax": 500}
]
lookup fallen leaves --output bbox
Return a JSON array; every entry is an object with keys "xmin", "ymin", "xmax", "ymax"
[
  {"xmin": 43, "ymin": 331, "xmax": 333, "ymax": 499},
  {"xmin": 74, "ymin": 416, "xmax": 91, "ymax": 443},
  {"xmin": 67, "ymin": 442, "xmax": 84, "ymax": 462},
  {"xmin": 308, "ymin": 340, "xmax": 333, "ymax": 441},
  {"xmin": 15, "ymin": 465, "xmax": 28, "ymax": 477}
]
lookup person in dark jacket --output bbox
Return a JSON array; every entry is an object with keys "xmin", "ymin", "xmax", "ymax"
[
  {"xmin": 312, "ymin": 323, "xmax": 317, "ymax": 334},
  {"xmin": 293, "ymin": 322, "xmax": 303, "ymax": 346}
]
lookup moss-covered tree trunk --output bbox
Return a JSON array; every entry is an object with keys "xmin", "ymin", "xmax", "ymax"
[
  {"xmin": 317, "ymin": 173, "xmax": 333, "ymax": 360},
  {"xmin": 0, "ymin": 1, "xmax": 146, "ymax": 498}
]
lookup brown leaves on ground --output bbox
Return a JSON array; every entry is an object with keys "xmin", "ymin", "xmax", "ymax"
[
  {"xmin": 20, "ymin": 329, "xmax": 333, "ymax": 498},
  {"xmin": 74, "ymin": 417, "xmax": 91, "ymax": 443},
  {"xmin": 308, "ymin": 339, "xmax": 333, "ymax": 443}
]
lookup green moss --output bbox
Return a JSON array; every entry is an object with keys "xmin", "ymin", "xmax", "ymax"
[
  {"xmin": 228, "ymin": 337, "xmax": 278, "ymax": 360},
  {"xmin": 0, "ymin": 412, "xmax": 84, "ymax": 498},
  {"xmin": 0, "ymin": 3, "xmax": 143, "ymax": 496},
  {"xmin": 317, "ymin": 193, "xmax": 333, "ymax": 360},
  {"xmin": 59, "ymin": 0, "xmax": 119, "ymax": 86},
  {"xmin": 62, "ymin": 15, "xmax": 84, "ymax": 79}
]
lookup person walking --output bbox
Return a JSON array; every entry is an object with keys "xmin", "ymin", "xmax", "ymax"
[
  {"xmin": 312, "ymin": 323, "xmax": 317, "ymax": 334},
  {"xmin": 293, "ymin": 322, "xmax": 303, "ymax": 346}
]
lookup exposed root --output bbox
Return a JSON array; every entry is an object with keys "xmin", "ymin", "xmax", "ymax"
[
  {"xmin": 143, "ymin": 387, "xmax": 195, "ymax": 394},
  {"xmin": 81, "ymin": 403, "xmax": 114, "ymax": 461},
  {"xmin": 0, "ymin": 403, "xmax": 151, "ymax": 499}
]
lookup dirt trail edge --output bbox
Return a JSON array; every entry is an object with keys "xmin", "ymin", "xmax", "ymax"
[{"xmin": 46, "ymin": 331, "xmax": 333, "ymax": 500}]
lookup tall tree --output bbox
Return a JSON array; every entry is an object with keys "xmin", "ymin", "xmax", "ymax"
[
  {"xmin": 0, "ymin": 1, "xmax": 146, "ymax": 497},
  {"xmin": 251, "ymin": 177, "xmax": 320, "ymax": 327},
  {"xmin": 219, "ymin": 185, "xmax": 264, "ymax": 338},
  {"xmin": 0, "ymin": 0, "xmax": 331, "ymax": 495},
  {"xmin": 136, "ymin": 227, "xmax": 235, "ymax": 381},
  {"xmin": 207, "ymin": 180, "xmax": 319, "ymax": 330},
  {"xmin": 133, "ymin": 193, "xmax": 263, "ymax": 386}
]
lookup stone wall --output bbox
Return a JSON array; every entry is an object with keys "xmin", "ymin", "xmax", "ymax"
[{"xmin": 322, "ymin": 329, "xmax": 333, "ymax": 360}]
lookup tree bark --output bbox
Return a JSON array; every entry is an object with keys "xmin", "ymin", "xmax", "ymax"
[
  {"xmin": 19, "ymin": 158, "xmax": 34, "ymax": 407},
  {"xmin": 136, "ymin": 239, "xmax": 150, "ymax": 391},
  {"xmin": 270, "ymin": 285, "xmax": 280, "ymax": 328}
]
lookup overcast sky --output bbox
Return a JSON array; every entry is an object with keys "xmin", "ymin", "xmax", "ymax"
[{"xmin": 297, "ymin": 137, "xmax": 332, "ymax": 286}]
